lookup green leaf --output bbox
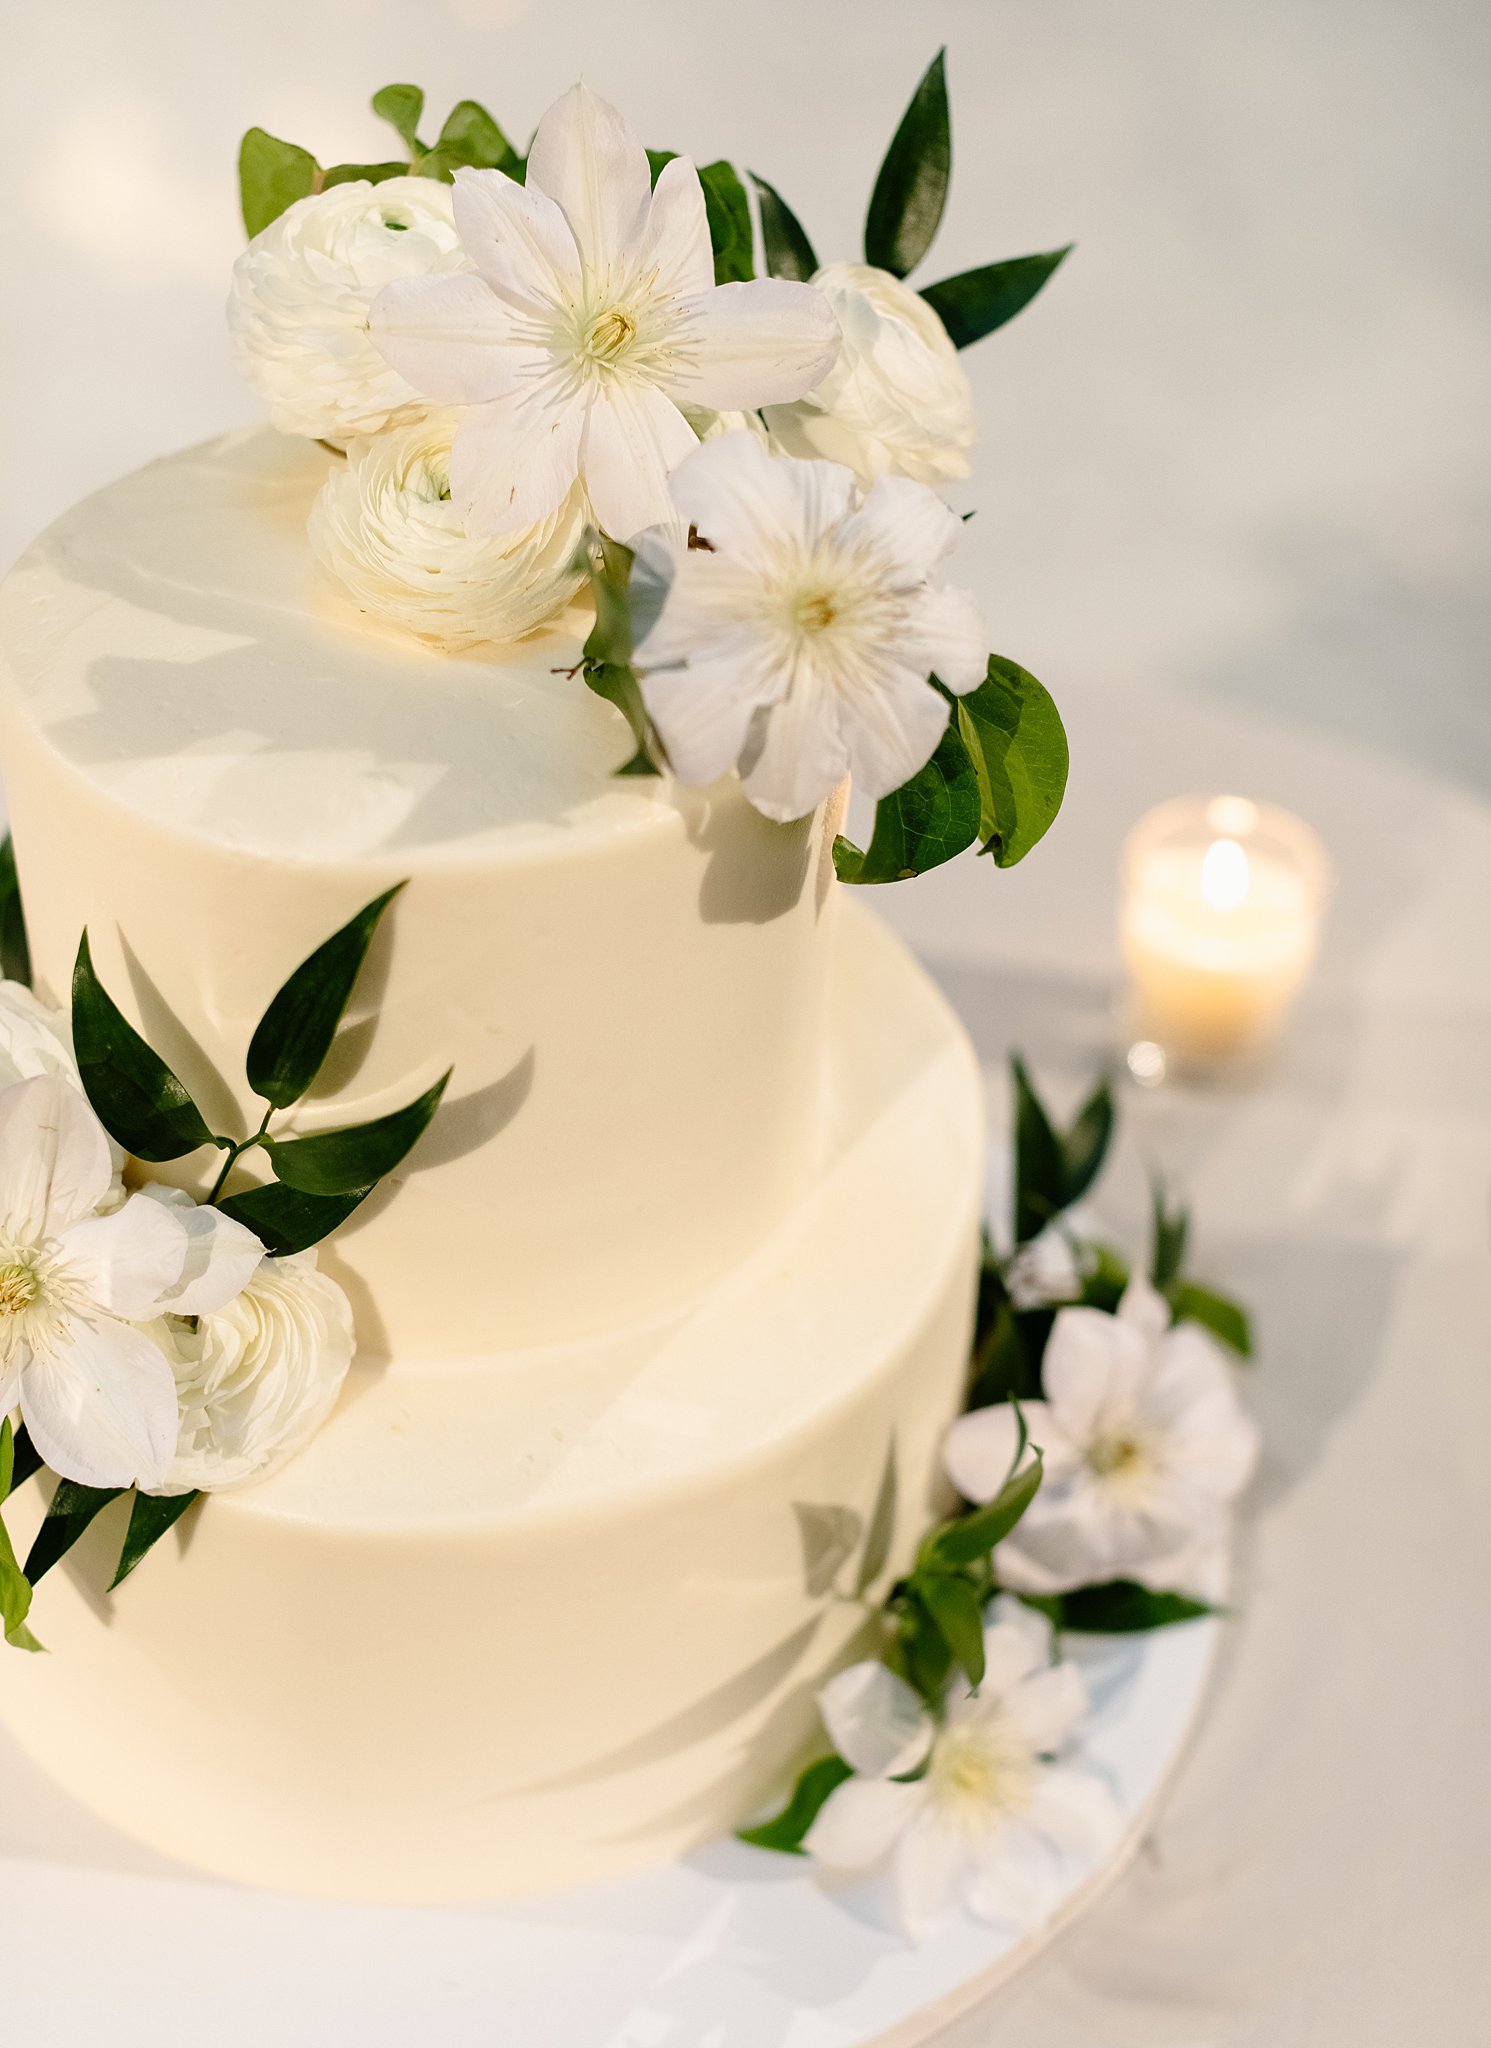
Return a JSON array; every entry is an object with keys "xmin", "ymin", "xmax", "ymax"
[
  {"xmin": 738, "ymin": 1754, "xmax": 855, "ymax": 1853},
  {"xmin": 267, "ymin": 1069, "xmax": 450, "ymax": 1196},
  {"xmin": 1078, "ymin": 1241, "xmax": 1130, "ymax": 1315},
  {"xmin": 953, "ymin": 656, "xmax": 1069, "ymax": 868},
  {"xmin": 218, "ymin": 1178, "xmax": 374, "ymax": 1257},
  {"xmin": 1022, "ymin": 1580, "xmax": 1216, "ymax": 1634},
  {"xmin": 72, "ymin": 932, "xmax": 216, "ymax": 1162},
  {"xmin": 1151, "ymin": 1179, "xmax": 1190, "ymax": 1291},
  {"xmin": 432, "ymin": 98, "xmax": 522, "ymax": 177},
  {"xmin": 921, "ymin": 246, "xmax": 1073, "ymax": 349},
  {"xmin": 917, "ymin": 1569, "xmax": 986, "ymax": 1687},
  {"xmin": 246, "ymin": 883, "xmax": 407, "ymax": 1111},
  {"xmin": 578, "ymin": 532, "xmax": 665, "ymax": 775},
  {"xmin": 864, "ymin": 48, "xmax": 951, "ymax": 278},
  {"xmin": 750, "ymin": 172, "xmax": 817, "ymax": 281},
  {"xmin": 0, "ymin": 1420, "xmax": 42, "ymax": 1652},
  {"xmin": 933, "ymin": 1444, "xmax": 1043, "ymax": 1564},
  {"xmin": 1061, "ymin": 1077, "xmax": 1114, "ymax": 1206},
  {"xmin": 371, "ymin": 83, "xmax": 425, "ymax": 153},
  {"xmin": 832, "ymin": 724, "xmax": 981, "ymax": 884},
  {"xmin": 646, "ymin": 149, "xmax": 677, "ymax": 186},
  {"xmin": 111, "ymin": 1490, "xmax": 199, "ymax": 1590},
  {"xmin": 24, "ymin": 1479, "xmax": 123, "ymax": 1585},
  {"xmin": 698, "ymin": 161, "xmax": 755, "ymax": 283},
  {"xmin": 583, "ymin": 664, "xmax": 663, "ymax": 777},
  {"xmin": 239, "ymin": 127, "xmax": 320, "ymax": 238},
  {"xmin": 321, "ymin": 160, "xmax": 409, "ymax": 191},
  {"xmin": 970, "ymin": 1293, "xmax": 1034, "ymax": 1406},
  {"xmin": 1169, "ymin": 1281, "xmax": 1253, "ymax": 1357},
  {"xmin": 0, "ymin": 835, "xmax": 31, "ymax": 988},
  {"xmin": 1011, "ymin": 1054, "xmax": 1065, "ymax": 1244},
  {"xmin": 8, "ymin": 1425, "xmax": 42, "ymax": 1492}
]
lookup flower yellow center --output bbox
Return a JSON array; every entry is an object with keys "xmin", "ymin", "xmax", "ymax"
[
  {"xmin": 1087, "ymin": 1431, "xmax": 1145, "ymax": 1478},
  {"xmin": 583, "ymin": 307, "xmax": 638, "ymax": 365},
  {"xmin": 928, "ymin": 1720, "xmax": 1035, "ymax": 1825},
  {"xmin": 0, "ymin": 1262, "xmax": 40, "ymax": 1316},
  {"xmin": 793, "ymin": 588, "xmax": 841, "ymax": 634}
]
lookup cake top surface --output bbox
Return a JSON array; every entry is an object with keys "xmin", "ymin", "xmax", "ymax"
[{"xmin": 0, "ymin": 429, "xmax": 664, "ymax": 864}]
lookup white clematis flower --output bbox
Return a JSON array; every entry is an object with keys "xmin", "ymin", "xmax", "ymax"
[
  {"xmin": 764, "ymin": 262, "xmax": 976, "ymax": 487},
  {"xmin": 228, "ymin": 177, "xmax": 468, "ymax": 441},
  {"xmin": 805, "ymin": 1608, "xmax": 1119, "ymax": 1940},
  {"xmin": 150, "ymin": 1250, "xmax": 355, "ymax": 1494},
  {"xmin": 0, "ymin": 1076, "xmax": 263, "ymax": 1488},
  {"xmin": 0, "ymin": 980, "xmax": 82, "ymax": 1091},
  {"xmin": 944, "ymin": 1276, "xmax": 1259, "ymax": 1595},
  {"xmin": 632, "ymin": 430, "xmax": 987, "ymax": 822},
  {"xmin": 369, "ymin": 83, "xmax": 840, "ymax": 543},
  {"xmin": 309, "ymin": 412, "xmax": 588, "ymax": 648}
]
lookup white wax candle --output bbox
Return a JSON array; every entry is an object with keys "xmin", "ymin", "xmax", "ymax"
[{"xmin": 1120, "ymin": 798, "xmax": 1328, "ymax": 1066}]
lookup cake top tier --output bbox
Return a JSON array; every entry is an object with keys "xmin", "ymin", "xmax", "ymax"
[{"xmin": 0, "ymin": 429, "xmax": 650, "ymax": 863}]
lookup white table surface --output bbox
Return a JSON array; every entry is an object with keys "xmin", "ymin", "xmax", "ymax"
[{"xmin": 4, "ymin": 1, "xmax": 1489, "ymax": 2040}]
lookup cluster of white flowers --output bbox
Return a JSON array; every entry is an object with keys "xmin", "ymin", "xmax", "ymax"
[
  {"xmin": 226, "ymin": 81, "xmax": 987, "ymax": 822},
  {"xmin": 0, "ymin": 985, "xmax": 354, "ymax": 1496}
]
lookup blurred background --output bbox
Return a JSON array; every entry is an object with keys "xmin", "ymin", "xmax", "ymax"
[{"xmin": 3, "ymin": 5, "xmax": 1489, "ymax": 2043}]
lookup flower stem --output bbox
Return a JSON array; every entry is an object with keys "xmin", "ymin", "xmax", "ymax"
[{"xmin": 205, "ymin": 1105, "xmax": 274, "ymax": 1207}]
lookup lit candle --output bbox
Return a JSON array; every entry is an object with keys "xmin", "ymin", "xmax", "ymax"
[{"xmin": 1120, "ymin": 796, "xmax": 1330, "ymax": 1077}]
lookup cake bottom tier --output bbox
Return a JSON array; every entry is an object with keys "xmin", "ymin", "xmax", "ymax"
[{"xmin": 0, "ymin": 905, "xmax": 984, "ymax": 1903}]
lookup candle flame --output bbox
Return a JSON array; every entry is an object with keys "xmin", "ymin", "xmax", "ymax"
[{"xmin": 1200, "ymin": 837, "xmax": 1250, "ymax": 911}]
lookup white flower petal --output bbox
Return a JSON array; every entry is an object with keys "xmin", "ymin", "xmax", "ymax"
[
  {"xmin": 448, "ymin": 387, "xmax": 586, "ymax": 538},
  {"xmin": 899, "ymin": 583, "xmax": 988, "ymax": 694},
  {"xmin": 740, "ymin": 669, "xmax": 850, "ymax": 824},
  {"xmin": 966, "ymin": 1822, "xmax": 1061, "ymax": 1930},
  {"xmin": 20, "ymin": 1315, "xmax": 179, "ymax": 1490},
  {"xmin": 837, "ymin": 660, "xmax": 950, "ymax": 804},
  {"xmin": 894, "ymin": 1813, "xmax": 970, "ymax": 1941},
  {"xmin": 943, "ymin": 1400, "xmax": 1042, "ymax": 1505},
  {"xmin": 0, "ymin": 1075, "xmax": 113, "ymax": 1243},
  {"xmin": 665, "ymin": 278, "xmax": 841, "ymax": 411},
  {"xmin": 1004, "ymin": 1662, "xmax": 1089, "ymax": 1753},
  {"xmin": 835, "ymin": 472, "xmax": 964, "ymax": 580},
  {"xmin": 803, "ymin": 1773, "xmax": 922, "ymax": 1872},
  {"xmin": 371, "ymin": 272, "xmax": 538, "ymax": 407},
  {"xmin": 1042, "ymin": 1306, "xmax": 1148, "ymax": 1439},
  {"xmin": 1021, "ymin": 1766, "xmax": 1123, "ymax": 1859},
  {"xmin": 976, "ymin": 1618, "xmax": 1048, "ymax": 1699},
  {"xmin": 665, "ymin": 431, "xmax": 855, "ymax": 562},
  {"xmin": 817, "ymin": 1660, "xmax": 934, "ymax": 1780},
  {"xmin": 132, "ymin": 1183, "xmax": 265, "ymax": 1317},
  {"xmin": 582, "ymin": 381, "xmax": 699, "ymax": 542},
  {"xmin": 524, "ymin": 82, "xmax": 652, "ymax": 272},
  {"xmin": 1118, "ymin": 1271, "xmax": 1172, "ymax": 1343},
  {"xmin": 450, "ymin": 166, "xmax": 581, "ymax": 309},
  {"xmin": 637, "ymin": 156, "xmax": 715, "ymax": 302},
  {"xmin": 640, "ymin": 634, "xmax": 776, "ymax": 787},
  {"xmin": 57, "ymin": 1192, "xmax": 195, "ymax": 1321}
]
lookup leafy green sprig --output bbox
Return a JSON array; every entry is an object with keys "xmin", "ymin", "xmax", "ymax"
[{"xmin": 755, "ymin": 49, "xmax": 1072, "ymax": 352}]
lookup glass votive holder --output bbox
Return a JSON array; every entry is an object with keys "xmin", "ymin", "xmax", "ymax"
[{"xmin": 1119, "ymin": 795, "xmax": 1331, "ymax": 1083}]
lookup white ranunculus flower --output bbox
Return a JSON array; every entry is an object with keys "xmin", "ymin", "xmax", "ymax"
[
  {"xmin": 228, "ymin": 177, "xmax": 468, "ymax": 441},
  {"xmin": 152, "ymin": 1250, "xmax": 355, "ymax": 1494},
  {"xmin": 944, "ymin": 1276, "xmax": 1260, "ymax": 1595},
  {"xmin": 309, "ymin": 412, "xmax": 588, "ymax": 648},
  {"xmin": 633, "ymin": 430, "xmax": 987, "ymax": 822},
  {"xmin": 369, "ymin": 83, "xmax": 840, "ymax": 542},
  {"xmin": 0, "ymin": 1075, "xmax": 262, "ymax": 1488},
  {"xmin": 763, "ymin": 262, "xmax": 975, "ymax": 488},
  {"xmin": 805, "ymin": 1606, "xmax": 1119, "ymax": 1940}
]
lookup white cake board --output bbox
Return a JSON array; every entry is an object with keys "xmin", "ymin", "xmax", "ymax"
[{"xmin": 0, "ymin": 1609, "xmax": 1217, "ymax": 2047}]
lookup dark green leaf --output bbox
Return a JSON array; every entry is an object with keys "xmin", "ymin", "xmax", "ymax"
[
  {"xmin": 24, "ymin": 1479, "xmax": 123, "ymax": 1584},
  {"xmin": 579, "ymin": 532, "xmax": 665, "ymax": 774},
  {"xmin": 699, "ymin": 161, "xmax": 755, "ymax": 283},
  {"xmin": 953, "ymin": 655, "xmax": 1069, "ymax": 868},
  {"xmin": 0, "ymin": 1419, "xmax": 42, "ymax": 1652},
  {"xmin": 646, "ymin": 148, "xmax": 677, "ymax": 187},
  {"xmin": 218, "ymin": 1178, "xmax": 374, "ymax": 1257},
  {"xmin": 865, "ymin": 49, "xmax": 950, "ymax": 278},
  {"xmin": 1011, "ymin": 1054, "xmax": 1065, "ymax": 1244},
  {"xmin": 371, "ymin": 83, "xmax": 425, "ymax": 153},
  {"xmin": 246, "ymin": 883, "xmax": 407, "ymax": 1111},
  {"xmin": 1078, "ymin": 1242, "xmax": 1130, "ymax": 1315},
  {"xmin": 267, "ymin": 1069, "xmax": 450, "ymax": 1196},
  {"xmin": 1151, "ymin": 1179, "xmax": 1190, "ymax": 1291},
  {"xmin": 72, "ymin": 932, "xmax": 216, "ymax": 1162},
  {"xmin": 832, "ymin": 724, "xmax": 981, "ymax": 884},
  {"xmin": 239, "ymin": 127, "xmax": 320, "ymax": 238},
  {"xmin": 854, "ymin": 1444, "xmax": 899, "ymax": 1595},
  {"xmin": 933, "ymin": 1446, "xmax": 1043, "ymax": 1564},
  {"xmin": 8, "ymin": 1425, "xmax": 42, "ymax": 1493},
  {"xmin": 0, "ymin": 835, "xmax": 31, "ymax": 988},
  {"xmin": 889, "ymin": 1584, "xmax": 955, "ymax": 1702},
  {"xmin": 1169, "ymin": 1281, "xmax": 1253, "ymax": 1357},
  {"xmin": 750, "ymin": 172, "xmax": 817, "ymax": 280},
  {"xmin": 737, "ymin": 1754, "xmax": 855, "ymax": 1853},
  {"xmin": 1022, "ymin": 1580, "xmax": 1217, "ymax": 1634},
  {"xmin": 921, "ymin": 246, "xmax": 1073, "ymax": 348},
  {"xmin": 970, "ymin": 1294, "xmax": 1035, "ymax": 1406},
  {"xmin": 321, "ymin": 161, "xmax": 408, "ymax": 191},
  {"xmin": 917, "ymin": 1569, "xmax": 985, "ymax": 1687},
  {"xmin": 436, "ymin": 98, "xmax": 521, "ymax": 176},
  {"xmin": 111, "ymin": 1490, "xmax": 199, "ymax": 1590},
  {"xmin": 1061, "ymin": 1077, "xmax": 1114, "ymax": 1206}
]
